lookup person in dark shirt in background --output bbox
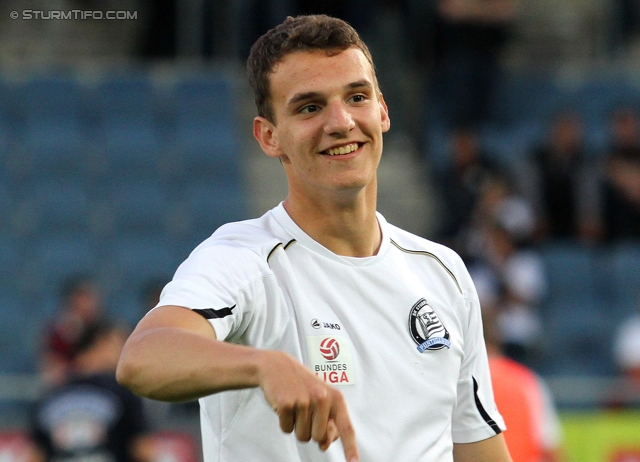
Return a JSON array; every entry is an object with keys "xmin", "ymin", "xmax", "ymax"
[
  {"xmin": 602, "ymin": 107, "xmax": 640, "ymax": 240},
  {"xmin": 431, "ymin": 0, "xmax": 520, "ymax": 128},
  {"xmin": 435, "ymin": 126, "xmax": 502, "ymax": 247},
  {"xmin": 524, "ymin": 111, "xmax": 603, "ymax": 243},
  {"xmin": 29, "ymin": 320, "xmax": 157, "ymax": 462}
]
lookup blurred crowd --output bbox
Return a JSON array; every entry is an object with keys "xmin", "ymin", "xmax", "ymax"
[{"xmin": 429, "ymin": 106, "xmax": 640, "ymax": 369}]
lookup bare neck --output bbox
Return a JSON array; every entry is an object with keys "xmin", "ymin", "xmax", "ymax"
[{"xmin": 283, "ymin": 186, "xmax": 381, "ymax": 257}]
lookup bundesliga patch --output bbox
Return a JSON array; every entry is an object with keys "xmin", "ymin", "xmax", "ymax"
[
  {"xmin": 307, "ymin": 335, "xmax": 355, "ymax": 385},
  {"xmin": 408, "ymin": 298, "xmax": 451, "ymax": 353}
]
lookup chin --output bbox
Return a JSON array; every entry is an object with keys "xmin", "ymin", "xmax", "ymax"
[{"xmin": 330, "ymin": 179, "xmax": 373, "ymax": 197}]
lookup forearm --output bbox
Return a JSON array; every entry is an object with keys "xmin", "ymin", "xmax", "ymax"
[
  {"xmin": 116, "ymin": 306, "xmax": 359, "ymax": 461},
  {"xmin": 117, "ymin": 326, "xmax": 266, "ymax": 401}
]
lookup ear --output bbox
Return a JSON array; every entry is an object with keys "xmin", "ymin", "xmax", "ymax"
[
  {"xmin": 253, "ymin": 116, "xmax": 283, "ymax": 159},
  {"xmin": 378, "ymin": 93, "xmax": 391, "ymax": 133}
]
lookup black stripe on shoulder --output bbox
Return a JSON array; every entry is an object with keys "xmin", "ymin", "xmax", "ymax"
[
  {"xmin": 267, "ymin": 239, "xmax": 296, "ymax": 263},
  {"xmin": 193, "ymin": 306, "xmax": 235, "ymax": 319},
  {"xmin": 472, "ymin": 376, "xmax": 502, "ymax": 435},
  {"xmin": 389, "ymin": 239, "xmax": 462, "ymax": 294}
]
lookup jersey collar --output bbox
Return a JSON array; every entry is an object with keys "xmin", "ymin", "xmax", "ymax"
[{"xmin": 270, "ymin": 202, "xmax": 391, "ymax": 267}]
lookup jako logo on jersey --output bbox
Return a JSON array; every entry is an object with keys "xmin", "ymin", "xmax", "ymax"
[
  {"xmin": 319, "ymin": 337, "xmax": 340, "ymax": 361},
  {"xmin": 310, "ymin": 318, "xmax": 342, "ymax": 330},
  {"xmin": 408, "ymin": 298, "xmax": 451, "ymax": 353}
]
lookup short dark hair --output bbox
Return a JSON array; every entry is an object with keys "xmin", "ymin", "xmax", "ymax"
[{"xmin": 247, "ymin": 14, "xmax": 377, "ymax": 124}]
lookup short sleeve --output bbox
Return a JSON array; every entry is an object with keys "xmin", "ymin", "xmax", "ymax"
[
  {"xmin": 156, "ymin": 244, "xmax": 267, "ymax": 341},
  {"xmin": 452, "ymin": 296, "xmax": 506, "ymax": 443},
  {"xmin": 155, "ymin": 243, "xmax": 290, "ymax": 348}
]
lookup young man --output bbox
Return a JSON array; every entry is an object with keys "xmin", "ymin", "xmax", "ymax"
[{"xmin": 117, "ymin": 14, "xmax": 512, "ymax": 462}]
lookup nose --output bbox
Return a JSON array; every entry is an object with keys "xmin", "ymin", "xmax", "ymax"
[{"xmin": 323, "ymin": 101, "xmax": 355, "ymax": 136}]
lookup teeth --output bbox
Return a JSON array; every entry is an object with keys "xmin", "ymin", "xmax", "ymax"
[{"xmin": 327, "ymin": 143, "xmax": 358, "ymax": 156}]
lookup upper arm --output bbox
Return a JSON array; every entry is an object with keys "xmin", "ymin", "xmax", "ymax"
[
  {"xmin": 117, "ymin": 305, "xmax": 217, "ymax": 385},
  {"xmin": 131, "ymin": 305, "xmax": 217, "ymax": 340},
  {"xmin": 453, "ymin": 434, "xmax": 512, "ymax": 462},
  {"xmin": 116, "ymin": 305, "xmax": 220, "ymax": 399}
]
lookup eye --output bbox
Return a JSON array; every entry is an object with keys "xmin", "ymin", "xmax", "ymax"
[
  {"xmin": 349, "ymin": 94, "xmax": 367, "ymax": 104},
  {"xmin": 299, "ymin": 104, "xmax": 321, "ymax": 114}
]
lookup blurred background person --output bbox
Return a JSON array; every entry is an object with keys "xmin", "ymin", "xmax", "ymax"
[
  {"xmin": 602, "ymin": 107, "xmax": 640, "ymax": 241},
  {"xmin": 28, "ymin": 320, "xmax": 157, "ymax": 462},
  {"xmin": 433, "ymin": 125, "xmax": 503, "ymax": 248},
  {"xmin": 523, "ymin": 110, "xmax": 603, "ymax": 243},
  {"xmin": 39, "ymin": 275, "xmax": 105, "ymax": 388},
  {"xmin": 604, "ymin": 290, "xmax": 640, "ymax": 409},
  {"xmin": 137, "ymin": 278, "xmax": 175, "ymax": 425},
  {"xmin": 467, "ymin": 176, "xmax": 546, "ymax": 366},
  {"xmin": 614, "ymin": 317, "xmax": 640, "ymax": 384},
  {"xmin": 429, "ymin": 0, "xmax": 520, "ymax": 128},
  {"xmin": 484, "ymin": 309, "xmax": 564, "ymax": 462}
]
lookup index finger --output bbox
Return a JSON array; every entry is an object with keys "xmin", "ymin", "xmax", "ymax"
[{"xmin": 331, "ymin": 394, "xmax": 358, "ymax": 462}]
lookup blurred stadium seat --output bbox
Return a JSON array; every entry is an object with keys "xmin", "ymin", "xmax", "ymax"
[
  {"xmin": 17, "ymin": 76, "xmax": 87, "ymax": 150},
  {"xmin": 27, "ymin": 180, "xmax": 91, "ymax": 235},
  {"xmin": 575, "ymin": 78, "xmax": 640, "ymax": 131},
  {"xmin": 94, "ymin": 74, "xmax": 160, "ymax": 149},
  {"xmin": 480, "ymin": 122, "xmax": 545, "ymax": 167},
  {"xmin": 176, "ymin": 143, "xmax": 243, "ymax": 184},
  {"xmin": 605, "ymin": 242, "xmax": 640, "ymax": 316},
  {"xmin": 0, "ymin": 294, "xmax": 37, "ymax": 373},
  {"xmin": 537, "ymin": 241, "xmax": 626, "ymax": 376},
  {"xmin": 102, "ymin": 235, "xmax": 179, "ymax": 321},
  {"xmin": 104, "ymin": 179, "xmax": 170, "ymax": 236},
  {"xmin": 182, "ymin": 181, "xmax": 248, "ymax": 233},
  {"xmin": 0, "ymin": 235, "xmax": 20, "ymax": 295},
  {"xmin": 541, "ymin": 298, "xmax": 616, "ymax": 376},
  {"xmin": 171, "ymin": 76, "xmax": 238, "ymax": 151},
  {"xmin": 0, "ymin": 69, "xmax": 252, "ymax": 381},
  {"xmin": 540, "ymin": 240, "xmax": 599, "ymax": 303},
  {"xmin": 17, "ymin": 143, "xmax": 87, "ymax": 183},
  {"xmin": 0, "ymin": 82, "xmax": 9, "ymax": 152},
  {"xmin": 491, "ymin": 72, "xmax": 569, "ymax": 128},
  {"xmin": 33, "ymin": 233, "xmax": 97, "ymax": 277},
  {"xmin": 0, "ymin": 178, "xmax": 16, "ymax": 230}
]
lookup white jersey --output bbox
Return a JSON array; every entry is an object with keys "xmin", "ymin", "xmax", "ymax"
[{"xmin": 158, "ymin": 203, "xmax": 505, "ymax": 462}]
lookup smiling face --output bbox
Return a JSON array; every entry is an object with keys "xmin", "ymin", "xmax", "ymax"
[{"xmin": 253, "ymin": 48, "xmax": 390, "ymax": 204}]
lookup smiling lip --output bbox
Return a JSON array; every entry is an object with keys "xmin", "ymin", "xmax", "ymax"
[{"xmin": 322, "ymin": 143, "xmax": 360, "ymax": 156}]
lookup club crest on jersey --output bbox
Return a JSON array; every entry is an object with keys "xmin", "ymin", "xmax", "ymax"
[{"xmin": 408, "ymin": 298, "xmax": 451, "ymax": 353}]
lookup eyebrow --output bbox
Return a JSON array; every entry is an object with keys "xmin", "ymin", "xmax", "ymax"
[
  {"xmin": 286, "ymin": 80, "xmax": 373, "ymax": 109},
  {"xmin": 347, "ymin": 80, "xmax": 373, "ymax": 91}
]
